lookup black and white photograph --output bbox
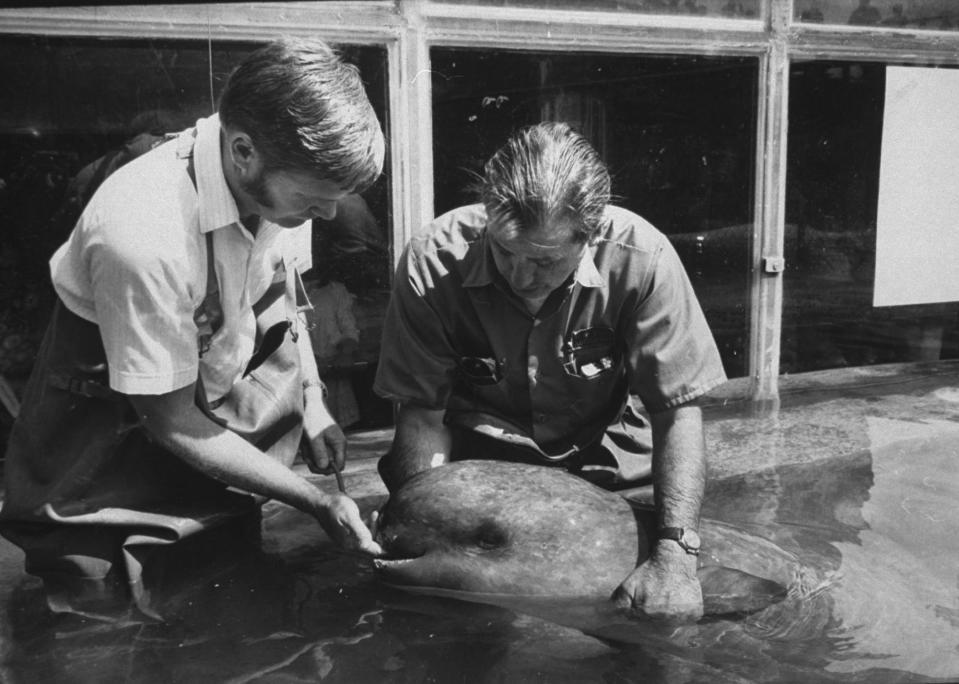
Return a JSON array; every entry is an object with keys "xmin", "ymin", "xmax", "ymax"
[{"xmin": 0, "ymin": 1, "xmax": 957, "ymax": 681}]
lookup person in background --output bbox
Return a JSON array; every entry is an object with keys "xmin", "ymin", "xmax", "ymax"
[
  {"xmin": 800, "ymin": 1, "xmax": 825, "ymax": 23},
  {"xmin": 881, "ymin": 4, "xmax": 908, "ymax": 27},
  {"xmin": 67, "ymin": 110, "xmax": 185, "ymax": 213},
  {"xmin": 848, "ymin": 0, "xmax": 882, "ymax": 26},
  {"xmin": 304, "ymin": 192, "xmax": 390, "ymax": 428},
  {"xmin": 374, "ymin": 122, "xmax": 727, "ymax": 622},
  {"xmin": 0, "ymin": 38, "xmax": 384, "ymax": 614}
]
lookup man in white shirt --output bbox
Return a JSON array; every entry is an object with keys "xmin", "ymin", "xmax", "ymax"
[{"xmin": 0, "ymin": 38, "xmax": 384, "ymax": 611}]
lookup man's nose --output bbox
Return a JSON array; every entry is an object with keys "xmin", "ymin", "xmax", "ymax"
[
  {"xmin": 311, "ymin": 202, "xmax": 337, "ymax": 221},
  {"xmin": 509, "ymin": 261, "xmax": 535, "ymax": 289}
]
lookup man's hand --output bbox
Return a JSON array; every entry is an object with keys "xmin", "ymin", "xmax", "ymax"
[
  {"xmin": 315, "ymin": 492, "xmax": 383, "ymax": 556},
  {"xmin": 612, "ymin": 541, "xmax": 703, "ymax": 622},
  {"xmin": 302, "ymin": 381, "xmax": 347, "ymax": 475},
  {"xmin": 304, "ymin": 421, "xmax": 347, "ymax": 475}
]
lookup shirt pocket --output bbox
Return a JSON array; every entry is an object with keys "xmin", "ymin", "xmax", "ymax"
[
  {"xmin": 561, "ymin": 326, "xmax": 618, "ymax": 380},
  {"xmin": 457, "ymin": 355, "xmax": 505, "ymax": 387}
]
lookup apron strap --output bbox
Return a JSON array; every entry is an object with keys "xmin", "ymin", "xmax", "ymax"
[{"xmin": 193, "ymin": 231, "xmax": 221, "ymax": 358}]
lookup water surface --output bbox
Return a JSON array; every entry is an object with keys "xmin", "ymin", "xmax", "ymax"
[{"xmin": 0, "ymin": 422, "xmax": 957, "ymax": 683}]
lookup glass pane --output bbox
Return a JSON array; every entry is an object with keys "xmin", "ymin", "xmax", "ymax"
[
  {"xmin": 783, "ymin": 61, "xmax": 959, "ymax": 373},
  {"xmin": 303, "ymin": 45, "xmax": 394, "ymax": 431},
  {"xmin": 0, "ymin": 36, "xmax": 393, "ymax": 443},
  {"xmin": 439, "ymin": 0, "xmax": 760, "ymax": 19},
  {"xmin": 431, "ymin": 48, "xmax": 758, "ymax": 378},
  {"xmin": 795, "ymin": 0, "xmax": 959, "ymax": 30}
]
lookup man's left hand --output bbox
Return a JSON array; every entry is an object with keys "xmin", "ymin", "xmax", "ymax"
[
  {"xmin": 304, "ymin": 422, "xmax": 347, "ymax": 475},
  {"xmin": 612, "ymin": 541, "xmax": 703, "ymax": 622}
]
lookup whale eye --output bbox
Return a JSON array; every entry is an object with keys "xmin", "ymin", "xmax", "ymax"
[{"xmin": 475, "ymin": 520, "xmax": 507, "ymax": 550}]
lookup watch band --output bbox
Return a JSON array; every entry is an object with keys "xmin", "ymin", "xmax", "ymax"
[
  {"xmin": 302, "ymin": 377, "xmax": 328, "ymax": 397},
  {"xmin": 658, "ymin": 526, "xmax": 685, "ymax": 542},
  {"xmin": 657, "ymin": 526, "xmax": 701, "ymax": 555}
]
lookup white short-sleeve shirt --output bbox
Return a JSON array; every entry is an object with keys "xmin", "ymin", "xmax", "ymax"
[{"xmin": 50, "ymin": 114, "xmax": 313, "ymax": 400}]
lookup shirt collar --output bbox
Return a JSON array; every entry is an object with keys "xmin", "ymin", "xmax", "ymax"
[
  {"xmin": 461, "ymin": 225, "xmax": 606, "ymax": 290},
  {"xmin": 193, "ymin": 114, "xmax": 242, "ymax": 236},
  {"xmin": 574, "ymin": 244, "xmax": 605, "ymax": 288},
  {"xmin": 191, "ymin": 114, "xmax": 306, "ymax": 244}
]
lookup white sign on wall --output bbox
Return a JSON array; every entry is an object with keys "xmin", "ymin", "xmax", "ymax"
[{"xmin": 875, "ymin": 66, "xmax": 959, "ymax": 307}]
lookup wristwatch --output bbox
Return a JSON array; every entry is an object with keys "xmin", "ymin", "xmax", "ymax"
[{"xmin": 658, "ymin": 527, "xmax": 701, "ymax": 556}]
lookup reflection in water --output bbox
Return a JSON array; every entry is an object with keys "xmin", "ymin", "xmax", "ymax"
[{"xmin": 2, "ymin": 430, "xmax": 959, "ymax": 681}]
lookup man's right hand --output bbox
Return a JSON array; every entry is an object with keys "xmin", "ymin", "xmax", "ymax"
[
  {"xmin": 612, "ymin": 541, "xmax": 703, "ymax": 622},
  {"xmin": 315, "ymin": 492, "xmax": 383, "ymax": 556}
]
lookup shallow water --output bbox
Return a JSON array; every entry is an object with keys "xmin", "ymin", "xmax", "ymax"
[{"xmin": 0, "ymin": 425, "xmax": 957, "ymax": 683}]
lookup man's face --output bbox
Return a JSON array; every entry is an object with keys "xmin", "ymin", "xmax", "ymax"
[
  {"xmin": 241, "ymin": 166, "xmax": 349, "ymax": 229},
  {"xmin": 487, "ymin": 214, "xmax": 587, "ymax": 302}
]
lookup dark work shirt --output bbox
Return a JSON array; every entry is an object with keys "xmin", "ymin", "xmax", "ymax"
[{"xmin": 374, "ymin": 204, "xmax": 727, "ymax": 457}]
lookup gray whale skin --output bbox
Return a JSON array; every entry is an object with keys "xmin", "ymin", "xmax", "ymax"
[{"xmin": 373, "ymin": 460, "xmax": 807, "ymax": 616}]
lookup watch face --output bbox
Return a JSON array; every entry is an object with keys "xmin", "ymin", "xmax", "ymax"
[{"xmin": 681, "ymin": 529, "xmax": 702, "ymax": 551}]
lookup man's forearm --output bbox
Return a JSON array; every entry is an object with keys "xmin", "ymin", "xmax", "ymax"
[
  {"xmin": 649, "ymin": 404, "xmax": 706, "ymax": 532},
  {"xmin": 606, "ymin": 403, "xmax": 707, "ymax": 620},
  {"xmin": 130, "ymin": 386, "xmax": 334, "ymax": 517},
  {"xmin": 380, "ymin": 404, "xmax": 451, "ymax": 491},
  {"xmin": 295, "ymin": 314, "xmax": 339, "ymax": 440}
]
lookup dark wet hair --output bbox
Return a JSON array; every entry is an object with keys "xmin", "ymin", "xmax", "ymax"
[
  {"xmin": 218, "ymin": 38, "xmax": 385, "ymax": 192},
  {"xmin": 480, "ymin": 122, "xmax": 611, "ymax": 243}
]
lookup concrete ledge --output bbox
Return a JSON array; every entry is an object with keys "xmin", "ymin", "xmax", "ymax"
[
  {"xmin": 703, "ymin": 360, "xmax": 959, "ymax": 478},
  {"xmin": 321, "ymin": 360, "xmax": 959, "ymax": 494}
]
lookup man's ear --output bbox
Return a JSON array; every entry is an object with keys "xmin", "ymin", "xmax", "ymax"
[
  {"xmin": 587, "ymin": 219, "xmax": 610, "ymax": 246},
  {"xmin": 228, "ymin": 131, "xmax": 257, "ymax": 175}
]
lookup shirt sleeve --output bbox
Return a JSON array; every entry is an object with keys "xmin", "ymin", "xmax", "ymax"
[
  {"xmin": 373, "ymin": 243, "xmax": 458, "ymax": 409},
  {"xmin": 625, "ymin": 235, "xmax": 727, "ymax": 412},
  {"xmin": 84, "ymin": 208, "xmax": 202, "ymax": 396}
]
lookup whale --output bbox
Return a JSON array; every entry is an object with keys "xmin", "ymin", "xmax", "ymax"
[{"xmin": 373, "ymin": 460, "xmax": 811, "ymax": 617}]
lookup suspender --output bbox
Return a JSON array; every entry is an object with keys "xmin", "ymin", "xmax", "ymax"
[
  {"xmin": 178, "ymin": 129, "xmax": 227, "ymax": 360},
  {"xmin": 182, "ymin": 129, "xmax": 307, "ymax": 361},
  {"xmin": 194, "ymin": 232, "xmax": 221, "ymax": 358}
]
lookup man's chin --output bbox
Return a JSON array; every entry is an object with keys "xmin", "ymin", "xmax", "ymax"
[
  {"xmin": 274, "ymin": 217, "xmax": 308, "ymax": 229},
  {"xmin": 513, "ymin": 287, "xmax": 549, "ymax": 300}
]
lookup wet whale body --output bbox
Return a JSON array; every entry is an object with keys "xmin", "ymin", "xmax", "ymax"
[{"xmin": 373, "ymin": 460, "xmax": 808, "ymax": 617}]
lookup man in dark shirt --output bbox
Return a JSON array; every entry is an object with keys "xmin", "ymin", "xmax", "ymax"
[{"xmin": 375, "ymin": 122, "xmax": 727, "ymax": 621}]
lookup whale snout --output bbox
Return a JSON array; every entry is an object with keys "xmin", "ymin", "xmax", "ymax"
[
  {"xmin": 373, "ymin": 554, "xmax": 429, "ymax": 585},
  {"xmin": 373, "ymin": 556, "xmax": 415, "ymax": 573}
]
